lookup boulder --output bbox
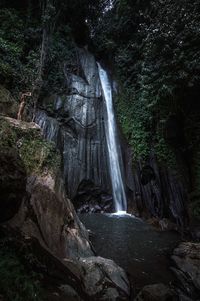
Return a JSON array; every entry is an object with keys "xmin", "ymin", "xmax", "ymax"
[
  {"xmin": 75, "ymin": 180, "xmax": 114, "ymax": 213},
  {"xmin": 78, "ymin": 256, "xmax": 130, "ymax": 300},
  {"xmin": 59, "ymin": 284, "xmax": 83, "ymax": 300},
  {"xmin": 171, "ymin": 242, "xmax": 200, "ymax": 296},
  {"xmin": 135, "ymin": 283, "xmax": 178, "ymax": 301},
  {"xmin": 159, "ymin": 218, "xmax": 177, "ymax": 231},
  {"xmin": 0, "ymin": 117, "xmax": 92, "ymax": 259},
  {"xmin": 1, "ymin": 226, "xmax": 130, "ymax": 301},
  {"xmin": 9, "ymin": 173, "xmax": 93, "ymax": 259}
]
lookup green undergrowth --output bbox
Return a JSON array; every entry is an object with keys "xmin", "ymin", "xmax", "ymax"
[
  {"xmin": 116, "ymin": 88, "xmax": 177, "ymax": 170},
  {"xmin": 116, "ymin": 86, "xmax": 200, "ymax": 220},
  {"xmin": 154, "ymin": 124, "xmax": 177, "ymax": 169},
  {"xmin": 116, "ymin": 92, "xmax": 149, "ymax": 161},
  {"xmin": 0, "ymin": 118, "xmax": 60, "ymax": 175},
  {"xmin": 19, "ymin": 135, "xmax": 60, "ymax": 175},
  {"xmin": 0, "ymin": 234, "xmax": 43, "ymax": 301},
  {"xmin": 0, "ymin": 248, "xmax": 42, "ymax": 301}
]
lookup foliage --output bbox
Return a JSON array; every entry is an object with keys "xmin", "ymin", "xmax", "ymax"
[
  {"xmin": 0, "ymin": 242, "xmax": 42, "ymax": 301},
  {"xmin": 116, "ymin": 89, "xmax": 149, "ymax": 160},
  {"xmin": 0, "ymin": 0, "xmax": 117, "ymax": 96},
  {"xmin": 19, "ymin": 135, "xmax": 60, "ymax": 174},
  {"xmin": 95, "ymin": 0, "xmax": 200, "ymax": 217},
  {"xmin": 43, "ymin": 26, "xmax": 77, "ymax": 93},
  {"xmin": 0, "ymin": 119, "xmax": 17, "ymax": 148},
  {"xmin": 0, "ymin": 9, "xmax": 25, "ymax": 85},
  {"xmin": 0, "ymin": 8, "xmax": 40, "ymax": 93},
  {"xmin": 94, "ymin": 0, "xmax": 200, "ymax": 167}
]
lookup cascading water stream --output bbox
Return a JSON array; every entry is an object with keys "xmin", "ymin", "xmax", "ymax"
[{"xmin": 97, "ymin": 63, "xmax": 127, "ymax": 213}]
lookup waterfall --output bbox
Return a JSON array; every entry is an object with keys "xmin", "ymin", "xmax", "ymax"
[{"xmin": 97, "ymin": 63, "xmax": 127, "ymax": 213}]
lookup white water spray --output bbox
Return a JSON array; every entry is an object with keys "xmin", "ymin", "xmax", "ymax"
[{"xmin": 98, "ymin": 63, "xmax": 127, "ymax": 213}]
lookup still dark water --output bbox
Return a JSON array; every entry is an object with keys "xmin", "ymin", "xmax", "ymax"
[{"xmin": 79, "ymin": 213, "xmax": 180, "ymax": 292}]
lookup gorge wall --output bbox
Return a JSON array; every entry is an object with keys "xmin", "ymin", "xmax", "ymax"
[
  {"xmin": 34, "ymin": 48, "xmax": 116, "ymax": 212},
  {"xmin": 33, "ymin": 47, "xmax": 189, "ymax": 228},
  {"xmin": 125, "ymin": 150, "xmax": 189, "ymax": 229}
]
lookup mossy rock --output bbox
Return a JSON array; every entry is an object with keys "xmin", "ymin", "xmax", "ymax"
[
  {"xmin": 0, "ymin": 117, "xmax": 60, "ymax": 176},
  {"xmin": 0, "ymin": 117, "xmax": 62, "ymax": 222},
  {"xmin": 0, "ymin": 85, "xmax": 18, "ymax": 118}
]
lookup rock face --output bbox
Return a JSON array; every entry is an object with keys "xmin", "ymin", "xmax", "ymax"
[
  {"xmin": 124, "ymin": 150, "xmax": 189, "ymax": 229},
  {"xmin": 171, "ymin": 242, "xmax": 200, "ymax": 299},
  {"xmin": 33, "ymin": 47, "xmax": 189, "ymax": 225},
  {"xmin": 8, "ymin": 166, "xmax": 130, "ymax": 300},
  {"xmin": 9, "ymin": 173, "xmax": 93, "ymax": 259},
  {"xmin": 34, "ymin": 48, "xmax": 112, "ymax": 209},
  {"xmin": 1, "ymin": 118, "xmax": 130, "ymax": 300},
  {"xmin": 0, "ymin": 117, "xmax": 92, "ymax": 258},
  {"xmin": 0, "ymin": 148, "xmax": 26, "ymax": 222}
]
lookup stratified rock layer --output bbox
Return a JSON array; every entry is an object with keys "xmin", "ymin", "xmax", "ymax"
[
  {"xmin": 34, "ymin": 47, "xmax": 189, "ymax": 226},
  {"xmin": 124, "ymin": 149, "xmax": 189, "ymax": 229},
  {"xmin": 35, "ymin": 49, "xmax": 111, "ymax": 206}
]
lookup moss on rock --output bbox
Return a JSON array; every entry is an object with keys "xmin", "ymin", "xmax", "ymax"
[{"xmin": 0, "ymin": 117, "xmax": 60, "ymax": 176}]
